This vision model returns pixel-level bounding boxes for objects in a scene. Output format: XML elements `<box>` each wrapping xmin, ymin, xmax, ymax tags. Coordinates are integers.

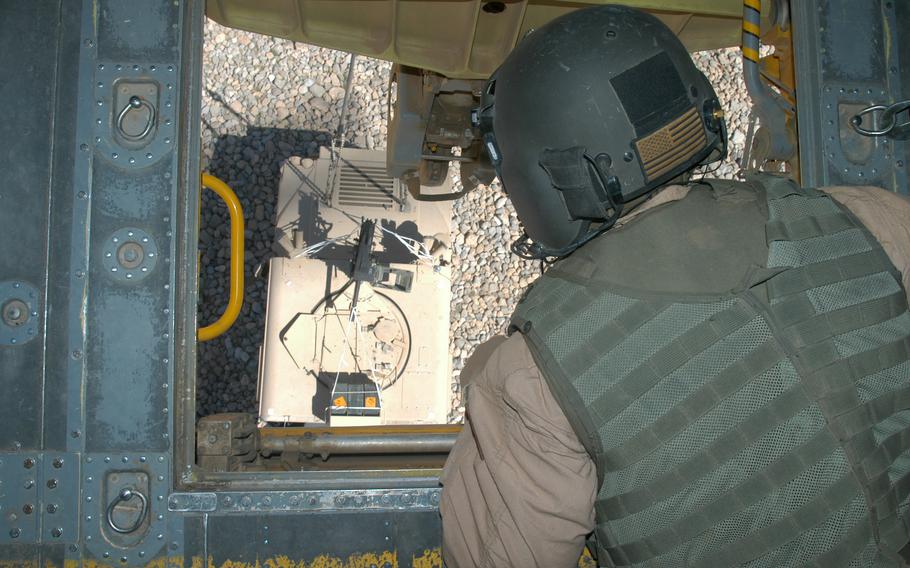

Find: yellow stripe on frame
<box><xmin>742</xmin><ymin>20</ymin><xmax>760</xmax><ymax>36</ymax></box>
<box><xmin>744</xmin><ymin>0</ymin><xmax>762</xmax><ymax>11</ymax></box>
<box><xmin>742</xmin><ymin>46</ymin><xmax>760</xmax><ymax>62</ymax></box>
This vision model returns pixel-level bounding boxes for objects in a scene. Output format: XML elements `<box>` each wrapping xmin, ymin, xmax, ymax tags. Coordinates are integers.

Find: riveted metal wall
<box><xmin>793</xmin><ymin>0</ymin><xmax>908</xmax><ymax>192</ymax></box>
<box><xmin>0</xmin><ymin>1</ymin><xmax>450</xmax><ymax>565</ymax></box>
<box><xmin>0</xmin><ymin>0</ymin><xmax>200</xmax><ymax>562</ymax></box>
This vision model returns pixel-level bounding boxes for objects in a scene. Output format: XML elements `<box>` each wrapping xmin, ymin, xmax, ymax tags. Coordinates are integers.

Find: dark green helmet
<box><xmin>477</xmin><ymin>4</ymin><xmax>727</xmax><ymax>258</ymax></box>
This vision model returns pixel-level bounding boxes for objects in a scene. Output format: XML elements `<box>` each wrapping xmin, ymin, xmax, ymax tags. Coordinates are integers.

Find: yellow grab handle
<box><xmin>198</xmin><ymin>173</ymin><xmax>244</xmax><ymax>342</ymax></box>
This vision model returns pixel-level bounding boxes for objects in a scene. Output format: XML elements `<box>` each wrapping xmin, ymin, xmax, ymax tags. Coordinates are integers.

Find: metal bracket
<box><xmin>101</xmin><ymin>227</ymin><xmax>159</xmax><ymax>283</ymax></box>
<box><xmin>93</xmin><ymin>62</ymin><xmax>177</xmax><ymax>170</ymax></box>
<box><xmin>82</xmin><ymin>453</ymin><xmax>169</xmax><ymax>564</ymax></box>
<box><xmin>0</xmin><ymin>453</ymin><xmax>40</xmax><ymax>543</ymax></box>
<box><xmin>0</xmin><ymin>280</ymin><xmax>40</xmax><ymax>346</ymax></box>
<box><xmin>0</xmin><ymin>452</ymin><xmax>80</xmax><ymax>544</ymax></box>
<box><xmin>168</xmin><ymin>487</ymin><xmax>441</xmax><ymax>513</ymax></box>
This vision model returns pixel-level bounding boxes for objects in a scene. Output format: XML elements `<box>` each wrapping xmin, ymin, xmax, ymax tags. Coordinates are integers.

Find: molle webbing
<box><xmin>510</xmin><ymin>176</ymin><xmax>910</xmax><ymax>567</ymax></box>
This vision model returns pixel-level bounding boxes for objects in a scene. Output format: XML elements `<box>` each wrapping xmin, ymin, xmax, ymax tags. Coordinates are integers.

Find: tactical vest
<box><xmin>511</xmin><ymin>176</ymin><xmax>910</xmax><ymax>567</ymax></box>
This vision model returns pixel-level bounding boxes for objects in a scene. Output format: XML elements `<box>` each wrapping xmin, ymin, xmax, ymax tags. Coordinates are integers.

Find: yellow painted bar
<box><xmin>743</xmin><ymin>0</ymin><xmax>762</xmax><ymax>11</ymax></box>
<box><xmin>742</xmin><ymin>20</ymin><xmax>760</xmax><ymax>36</ymax></box>
<box><xmin>742</xmin><ymin>46</ymin><xmax>760</xmax><ymax>62</ymax></box>
<box><xmin>198</xmin><ymin>173</ymin><xmax>245</xmax><ymax>342</ymax></box>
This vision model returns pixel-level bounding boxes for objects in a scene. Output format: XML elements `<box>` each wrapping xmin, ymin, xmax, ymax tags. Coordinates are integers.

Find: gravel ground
<box><xmin>196</xmin><ymin>18</ymin><xmax>754</xmax><ymax>422</ymax></box>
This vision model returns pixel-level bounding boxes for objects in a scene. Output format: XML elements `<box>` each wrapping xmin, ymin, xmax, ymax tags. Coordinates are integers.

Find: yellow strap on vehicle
<box><xmin>198</xmin><ymin>173</ymin><xmax>244</xmax><ymax>342</ymax></box>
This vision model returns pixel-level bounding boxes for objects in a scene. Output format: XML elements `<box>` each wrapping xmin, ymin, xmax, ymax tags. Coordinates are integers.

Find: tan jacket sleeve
<box><xmin>821</xmin><ymin>185</ymin><xmax>910</xmax><ymax>295</ymax></box>
<box><xmin>440</xmin><ymin>333</ymin><xmax>597</xmax><ymax>568</ymax></box>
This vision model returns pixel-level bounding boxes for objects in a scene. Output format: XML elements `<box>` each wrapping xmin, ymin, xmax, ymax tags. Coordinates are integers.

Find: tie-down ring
<box><xmin>116</xmin><ymin>96</ymin><xmax>157</xmax><ymax>141</ymax></box>
<box><xmin>105</xmin><ymin>487</ymin><xmax>149</xmax><ymax>534</ymax></box>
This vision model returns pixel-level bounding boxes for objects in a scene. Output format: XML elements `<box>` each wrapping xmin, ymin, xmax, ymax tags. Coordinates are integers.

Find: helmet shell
<box><xmin>479</xmin><ymin>5</ymin><xmax>726</xmax><ymax>252</ymax></box>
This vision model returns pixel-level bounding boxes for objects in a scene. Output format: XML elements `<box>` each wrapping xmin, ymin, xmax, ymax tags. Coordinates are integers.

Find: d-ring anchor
<box><xmin>850</xmin><ymin>100</ymin><xmax>910</xmax><ymax>139</ymax></box>
<box><xmin>116</xmin><ymin>96</ymin><xmax>156</xmax><ymax>141</ymax></box>
<box><xmin>105</xmin><ymin>487</ymin><xmax>149</xmax><ymax>534</ymax></box>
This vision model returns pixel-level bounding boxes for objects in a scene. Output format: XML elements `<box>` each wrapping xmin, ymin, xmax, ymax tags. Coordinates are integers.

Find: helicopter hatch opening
<box><xmin>195</xmin><ymin>147</ymin><xmax>457</xmax><ymax>474</ymax></box>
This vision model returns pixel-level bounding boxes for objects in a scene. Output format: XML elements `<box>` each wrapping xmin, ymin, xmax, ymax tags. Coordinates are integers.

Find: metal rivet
<box><xmin>22</xmin><ymin>504</ymin><xmax>33</xmax><ymax>515</ymax></box>
<box><xmin>23</xmin><ymin>458</ymin><xmax>35</xmax><ymax>469</ymax></box>
<box><xmin>47</xmin><ymin>504</ymin><xmax>58</xmax><ymax>514</ymax></box>
<box><xmin>47</xmin><ymin>479</ymin><xmax>58</xmax><ymax>489</ymax></box>
<box><xmin>9</xmin><ymin>528</ymin><xmax>20</xmax><ymax>538</ymax></box>
<box><xmin>51</xmin><ymin>527</ymin><xmax>63</xmax><ymax>538</ymax></box>
<box><xmin>111</xmin><ymin>152</ymin><xmax>118</xmax><ymax>159</ymax></box>
<box><xmin>78</xmin><ymin>191</ymin><xmax>87</xmax><ymax>199</ymax></box>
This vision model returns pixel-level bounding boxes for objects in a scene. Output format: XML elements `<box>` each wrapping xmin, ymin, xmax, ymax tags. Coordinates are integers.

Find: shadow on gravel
<box><xmin>196</xmin><ymin>126</ymin><xmax>360</xmax><ymax>418</ymax></box>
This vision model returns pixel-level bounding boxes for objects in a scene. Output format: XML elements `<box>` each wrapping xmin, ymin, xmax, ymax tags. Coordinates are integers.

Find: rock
<box><xmin>308</xmin><ymin>83</ymin><xmax>326</xmax><ymax>97</ymax></box>
<box><xmin>309</xmin><ymin>97</ymin><xmax>330</xmax><ymax>112</ymax></box>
